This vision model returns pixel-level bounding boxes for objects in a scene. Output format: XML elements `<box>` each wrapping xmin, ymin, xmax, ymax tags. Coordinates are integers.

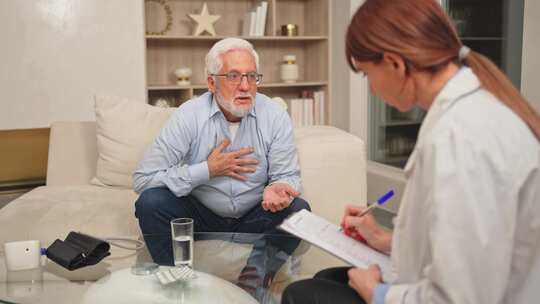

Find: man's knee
<box><xmin>135</xmin><ymin>187</ymin><xmax>175</xmax><ymax>218</ymax></box>
<box><xmin>289</xmin><ymin>197</ymin><xmax>311</xmax><ymax>213</ymax></box>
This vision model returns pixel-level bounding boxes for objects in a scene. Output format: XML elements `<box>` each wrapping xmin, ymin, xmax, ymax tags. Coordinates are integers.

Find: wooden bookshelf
<box><xmin>144</xmin><ymin>0</ymin><xmax>331</xmax><ymax>123</ymax></box>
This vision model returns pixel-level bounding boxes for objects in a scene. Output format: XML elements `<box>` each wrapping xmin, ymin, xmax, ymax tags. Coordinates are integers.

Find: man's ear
<box><xmin>207</xmin><ymin>75</ymin><xmax>216</xmax><ymax>93</ymax></box>
<box><xmin>382</xmin><ymin>52</ymin><xmax>407</xmax><ymax>77</ymax></box>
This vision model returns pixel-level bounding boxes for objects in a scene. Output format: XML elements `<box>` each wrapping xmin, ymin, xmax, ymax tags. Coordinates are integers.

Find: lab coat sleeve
<box><xmin>385</xmin><ymin>127</ymin><xmax>516</xmax><ymax>303</ymax></box>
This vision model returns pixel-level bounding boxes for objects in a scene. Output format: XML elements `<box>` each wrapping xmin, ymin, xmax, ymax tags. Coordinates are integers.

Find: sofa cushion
<box><xmin>293</xmin><ymin>126</ymin><xmax>367</xmax><ymax>223</ymax></box>
<box><xmin>0</xmin><ymin>185</ymin><xmax>140</xmax><ymax>245</ymax></box>
<box><xmin>92</xmin><ymin>96</ymin><xmax>176</xmax><ymax>188</ymax></box>
<box><xmin>47</xmin><ymin>122</ymin><xmax>98</xmax><ymax>186</ymax></box>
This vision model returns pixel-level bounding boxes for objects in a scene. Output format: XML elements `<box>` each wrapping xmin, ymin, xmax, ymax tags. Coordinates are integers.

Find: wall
<box><xmin>0</xmin><ymin>0</ymin><xmax>146</xmax><ymax>130</ymax></box>
<box><xmin>522</xmin><ymin>0</ymin><xmax>540</xmax><ymax>112</ymax></box>
<box><xmin>366</xmin><ymin>161</ymin><xmax>406</xmax><ymax>213</ymax></box>
<box><xmin>348</xmin><ymin>0</ymin><xmax>369</xmax><ymax>143</ymax></box>
<box><xmin>330</xmin><ymin>0</ymin><xmax>351</xmax><ymax>131</ymax></box>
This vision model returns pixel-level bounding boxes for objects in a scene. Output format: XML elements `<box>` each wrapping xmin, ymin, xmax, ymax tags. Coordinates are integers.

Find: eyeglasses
<box><xmin>212</xmin><ymin>72</ymin><xmax>263</xmax><ymax>85</ymax></box>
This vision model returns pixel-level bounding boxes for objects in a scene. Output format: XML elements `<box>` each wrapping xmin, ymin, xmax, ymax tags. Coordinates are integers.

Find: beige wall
<box><xmin>0</xmin><ymin>0</ymin><xmax>146</xmax><ymax>130</ymax></box>
<box><xmin>522</xmin><ymin>0</ymin><xmax>540</xmax><ymax>113</ymax></box>
<box><xmin>348</xmin><ymin>0</ymin><xmax>369</xmax><ymax>143</ymax></box>
<box><xmin>330</xmin><ymin>0</ymin><xmax>352</xmax><ymax>131</ymax></box>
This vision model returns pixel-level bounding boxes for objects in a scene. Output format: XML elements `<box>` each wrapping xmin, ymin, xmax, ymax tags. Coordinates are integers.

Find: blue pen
<box><xmin>357</xmin><ymin>190</ymin><xmax>395</xmax><ymax>217</ymax></box>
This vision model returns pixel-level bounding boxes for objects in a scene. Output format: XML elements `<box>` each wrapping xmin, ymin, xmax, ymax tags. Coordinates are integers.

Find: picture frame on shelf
<box><xmin>145</xmin><ymin>0</ymin><xmax>172</xmax><ymax>36</ymax></box>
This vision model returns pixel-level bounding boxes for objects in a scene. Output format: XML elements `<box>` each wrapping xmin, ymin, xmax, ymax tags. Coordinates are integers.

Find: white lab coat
<box><xmin>385</xmin><ymin>67</ymin><xmax>540</xmax><ymax>304</ymax></box>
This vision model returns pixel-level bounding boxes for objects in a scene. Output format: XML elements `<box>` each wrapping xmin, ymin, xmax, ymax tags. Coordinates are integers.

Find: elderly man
<box><xmin>133</xmin><ymin>38</ymin><xmax>310</xmax><ymax>294</ymax></box>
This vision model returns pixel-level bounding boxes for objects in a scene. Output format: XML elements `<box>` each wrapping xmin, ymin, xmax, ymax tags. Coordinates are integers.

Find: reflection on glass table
<box><xmin>0</xmin><ymin>232</ymin><xmax>349</xmax><ymax>304</ymax></box>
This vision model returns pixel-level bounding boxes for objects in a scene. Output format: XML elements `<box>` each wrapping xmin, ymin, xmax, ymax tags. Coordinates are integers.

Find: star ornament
<box><xmin>188</xmin><ymin>3</ymin><xmax>221</xmax><ymax>36</ymax></box>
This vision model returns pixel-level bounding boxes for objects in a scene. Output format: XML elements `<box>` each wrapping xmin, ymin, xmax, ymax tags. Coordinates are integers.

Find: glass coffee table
<box><xmin>0</xmin><ymin>232</ymin><xmax>347</xmax><ymax>304</ymax></box>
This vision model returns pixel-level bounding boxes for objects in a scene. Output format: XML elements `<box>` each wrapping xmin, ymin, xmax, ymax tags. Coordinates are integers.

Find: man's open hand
<box><xmin>262</xmin><ymin>183</ymin><xmax>300</xmax><ymax>213</ymax></box>
<box><xmin>208</xmin><ymin>139</ymin><xmax>259</xmax><ymax>181</ymax></box>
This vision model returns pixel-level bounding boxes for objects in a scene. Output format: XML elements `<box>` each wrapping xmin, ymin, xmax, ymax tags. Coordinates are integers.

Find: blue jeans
<box><xmin>134</xmin><ymin>187</ymin><xmax>311</xmax><ymax>266</ymax></box>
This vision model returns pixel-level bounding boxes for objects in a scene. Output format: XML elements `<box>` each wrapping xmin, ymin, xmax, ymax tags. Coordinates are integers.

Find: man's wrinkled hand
<box><xmin>207</xmin><ymin>139</ymin><xmax>259</xmax><ymax>181</ymax></box>
<box><xmin>262</xmin><ymin>183</ymin><xmax>300</xmax><ymax>213</ymax></box>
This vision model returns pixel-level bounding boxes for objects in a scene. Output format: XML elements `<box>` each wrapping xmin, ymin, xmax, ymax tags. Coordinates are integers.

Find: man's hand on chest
<box><xmin>207</xmin><ymin>138</ymin><xmax>259</xmax><ymax>181</ymax></box>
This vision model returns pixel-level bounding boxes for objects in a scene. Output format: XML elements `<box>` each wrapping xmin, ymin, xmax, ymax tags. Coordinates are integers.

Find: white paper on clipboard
<box><xmin>280</xmin><ymin>209</ymin><xmax>395</xmax><ymax>282</ymax></box>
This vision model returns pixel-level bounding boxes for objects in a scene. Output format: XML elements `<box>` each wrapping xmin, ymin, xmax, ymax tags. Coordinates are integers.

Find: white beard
<box><xmin>216</xmin><ymin>91</ymin><xmax>254</xmax><ymax>118</ymax></box>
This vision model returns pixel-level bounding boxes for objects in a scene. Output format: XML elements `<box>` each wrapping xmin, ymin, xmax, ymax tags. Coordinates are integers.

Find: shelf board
<box><xmin>146</xmin><ymin>35</ymin><xmax>328</xmax><ymax>41</ymax></box>
<box><xmin>148</xmin><ymin>84</ymin><xmax>206</xmax><ymax>90</ymax></box>
<box><xmin>460</xmin><ymin>37</ymin><xmax>504</xmax><ymax>41</ymax></box>
<box><xmin>147</xmin><ymin>81</ymin><xmax>328</xmax><ymax>91</ymax></box>
<box><xmin>381</xmin><ymin>120</ymin><xmax>423</xmax><ymax>127</ymax></box>
<box><xmin>259</xmin><ymin>81</ymin><xmax>328</xmax><ymax>88</ymax></box>
<box><xmin>377</xmin><ymin>155</ymin><xmax>410</xmax><ymax>163</ymax></box>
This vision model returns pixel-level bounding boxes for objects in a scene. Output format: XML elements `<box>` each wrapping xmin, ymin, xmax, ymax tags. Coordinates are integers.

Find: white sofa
<box><xmin>0</xmin><ymin>99</ymin><xmax>367</xmax><ymax>251</ymax></box>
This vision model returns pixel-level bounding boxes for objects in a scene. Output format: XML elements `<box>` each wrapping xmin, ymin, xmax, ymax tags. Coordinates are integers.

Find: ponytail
<box><xmin>464</xmin><ymin>51</ymin><xmax>540</xmax><ymax>141</ymax></box>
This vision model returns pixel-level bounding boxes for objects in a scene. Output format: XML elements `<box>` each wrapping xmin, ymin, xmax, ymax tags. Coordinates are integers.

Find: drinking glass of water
<box><xmin>170</xmin><ymin>218</ymin><xmax>194</xmax><ymax>267</ymax></box>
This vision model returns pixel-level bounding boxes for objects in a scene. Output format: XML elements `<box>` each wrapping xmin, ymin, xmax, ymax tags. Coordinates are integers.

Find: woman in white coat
<box><xmin>282</xmin><ymin>0</ymin><xmax>540</xmax><ymax>303</ymax></box>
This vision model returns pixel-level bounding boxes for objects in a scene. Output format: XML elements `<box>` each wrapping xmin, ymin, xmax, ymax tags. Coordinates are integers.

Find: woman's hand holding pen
<box><xmin>340</xmin><ymin>205</ymin><xmax>393</xmax><ymax>254</ymax></box>
<box><xmin>342</xmin><ymin>205</ymin><xmax>393</xmax><ymax>303</ymax></box>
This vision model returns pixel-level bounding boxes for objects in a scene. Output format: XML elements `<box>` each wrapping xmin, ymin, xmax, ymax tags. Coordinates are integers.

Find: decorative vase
<box><xmin>174</xmin><ymin>67</ymin><xmax>192</xmax><ymax>86</ymax></box>
<box><xmin>280</xmin><ymin>55</ymin><xmax>299</xmax><ymax>83</ymax></box>
<box><xmin>154</xmin><ymin>98</ymin><xmax>171</xmax><ymax>108</ymax></box>
<box><xmin>281</xmin><ymin>24</ymin><xmax>298</xmax><ymax>36</ymax></box>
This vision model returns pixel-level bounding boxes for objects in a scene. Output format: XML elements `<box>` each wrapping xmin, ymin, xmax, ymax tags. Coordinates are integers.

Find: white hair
<box><xmin>205</xmin><ymin>38</ymin><xmax>260</xmax><ymax>75</ymax></box>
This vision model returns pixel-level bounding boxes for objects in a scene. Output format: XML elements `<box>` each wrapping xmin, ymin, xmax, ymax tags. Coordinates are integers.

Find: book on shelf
<box><xmin>303</xmin><ymin>98</ymin><xmax>313</xmax><ymax>126</ymax></box>
<box><xmin>316</xmin><ymin>91</ymin><xmax>325</xmax><ymax>125</ymax></box>
<box><xmin>242</xmin><ymin>12</ymin><xmax>251</xmax><ymax>36</ymax></box>
<box><xmin>288</xmin><ymin>90</ymin><xmax>325</xmax><ymax>127</ymax></box>
<box><xmin>279</xmin><ymin>209</ymin><xmax>395</xmax><ymax>283</ymax></box>
<box><xmin>243</xmin><ymin>1</ymin><xmax>268</xmax><ymax>36</ymax></box>
<box><xmin>249</xmin><ymin>10</ymin><xmax>257</xmax><ymax>36</ymax></box>
<box><xmin>258</xmin><ymin>1</ymin><xmax>268</xmax><ymax>36</ymax></box>
<box><xmin>255</xmin><ymin>5</ymin><xmax>263</xmax><ymax>36</ymax></box>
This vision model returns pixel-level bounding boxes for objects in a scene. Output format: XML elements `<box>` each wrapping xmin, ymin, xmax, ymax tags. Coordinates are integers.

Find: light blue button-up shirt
<box><xmin>133</xmin><ymin>92</ymin><xmax>302</xmax><ymax>218</ymax></box>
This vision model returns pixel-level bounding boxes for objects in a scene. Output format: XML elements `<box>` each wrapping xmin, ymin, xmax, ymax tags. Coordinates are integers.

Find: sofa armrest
<box><xmin>294</xmin><ymin>126</ymin><xmax>367</xmax><ymax>224</ymax></box>
<box><xmin>46</xmin><ymin>122</ymin><xmax>98</xmax><ymax>186</ymax></box>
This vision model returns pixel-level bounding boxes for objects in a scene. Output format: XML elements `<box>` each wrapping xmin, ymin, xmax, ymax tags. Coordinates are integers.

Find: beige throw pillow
<box><xmin>92</xmin><ymin>96</ymin><xmax>176</xmax><ymax>188</ymax></box>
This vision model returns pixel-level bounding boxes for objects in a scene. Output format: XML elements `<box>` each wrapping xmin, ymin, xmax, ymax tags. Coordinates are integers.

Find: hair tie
<box><xmin>458</xmin><ymin>45</ymin><xmax>471</xmax><ymax>62</ymax></box>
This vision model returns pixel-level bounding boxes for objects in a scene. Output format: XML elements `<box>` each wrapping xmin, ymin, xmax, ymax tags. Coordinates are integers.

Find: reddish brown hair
<box><xmin>346</xmin><ymin>0</ymin><xmax>540</xmax><ymax>141</ymax></box>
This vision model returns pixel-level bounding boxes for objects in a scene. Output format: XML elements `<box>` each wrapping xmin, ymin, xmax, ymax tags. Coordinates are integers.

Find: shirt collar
<box><xmin>404</xmin><ymin>67</ymin><xmax>481</xmax><ymax>176</ymax></box>
<box><xmin>209</xmin><ymin>93</ymin><xmax>257</xmax><ymax>119</ymax></box>
<box><xmin>209</xmin><ymin>94</ymin><xmax>221</xmax><ymax>118</ymax></box>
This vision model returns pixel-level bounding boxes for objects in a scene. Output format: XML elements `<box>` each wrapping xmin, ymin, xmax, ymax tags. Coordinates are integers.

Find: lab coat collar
<box><xmin>403</xmin><ymin>67</ymin><xmax>482</xmax><ymax>177</ymax></box>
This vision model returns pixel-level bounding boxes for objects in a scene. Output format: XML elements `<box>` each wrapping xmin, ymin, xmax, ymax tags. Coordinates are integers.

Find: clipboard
<box><xmin>279</xmin><ymin>209</ymin><xmax>395</xmax><ymax>282</ymax></box>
